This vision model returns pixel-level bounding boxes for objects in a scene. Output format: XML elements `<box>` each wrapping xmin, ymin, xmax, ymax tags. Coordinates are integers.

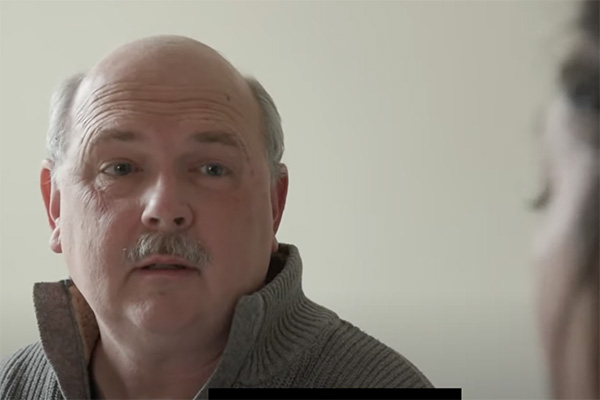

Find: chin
<box><xmin>127</xmin><ymin>294</ymin><xmax>205</xmax><ymax>335</ymax></box>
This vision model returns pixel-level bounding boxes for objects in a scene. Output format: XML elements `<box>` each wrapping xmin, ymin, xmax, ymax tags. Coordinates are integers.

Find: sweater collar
<box><xmin>33</xmin><ymin>243</ymin><xmax>337</xmax><ymax>399</ymax></box>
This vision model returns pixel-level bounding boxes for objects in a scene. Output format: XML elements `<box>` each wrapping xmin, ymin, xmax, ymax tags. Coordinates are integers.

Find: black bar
<box><xmin>208</xmin><ymin>388</ymin><xmax>462</xmax><ymax>400</ymax></box>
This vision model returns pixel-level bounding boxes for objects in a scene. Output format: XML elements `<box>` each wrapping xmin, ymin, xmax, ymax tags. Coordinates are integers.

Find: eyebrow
<box><xmin>87</xmin><ymin>129</ymin><xmax>141</xmax><ymax>148</ymax></box>
<box><xmin>189</xmin><ymin>131</ymin><xmax>250</xmax><ymax>160</ymax></box>
<box><xmin>190</xmin><ymin>130</ymin><xmax>242</xmax><ymax>148</ymax></box>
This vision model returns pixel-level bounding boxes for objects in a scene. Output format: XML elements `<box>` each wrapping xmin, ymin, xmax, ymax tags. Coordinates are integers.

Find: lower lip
<box><xmin>135</xmin><ymin>268</ymin><xmax>198</xmax><ymax>278</ymax></box>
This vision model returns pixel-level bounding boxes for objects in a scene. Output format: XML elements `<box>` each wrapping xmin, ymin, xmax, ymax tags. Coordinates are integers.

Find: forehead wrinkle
<box><xmin>74</xmin><ymin>83</ymin><xmax>249</xmax><ymax>132</ymax></box>
<box><xmin>75</xmin><ymin>107</ymin><xmax>251</xmax><ymax>148</ymax></box>
<box><xmin>69</xmin><ymin>67</ymin><xmax>262</xmax><ymax>171</ymax></box>
<box><xmin>72</xmin><ymin>82</ymin><xmax>251</xmax><ymax>142</ymax></box>
<box><xmin>83</xmin><ymin>81</ymin><xmax>247</xmax><ymax>110</ymax></box>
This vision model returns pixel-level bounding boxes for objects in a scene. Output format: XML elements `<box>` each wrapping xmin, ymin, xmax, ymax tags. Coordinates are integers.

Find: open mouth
<box><xmin>142</xmin><ymin>263</ymin><xmax>189</xmax><ymax>270</ymax></box>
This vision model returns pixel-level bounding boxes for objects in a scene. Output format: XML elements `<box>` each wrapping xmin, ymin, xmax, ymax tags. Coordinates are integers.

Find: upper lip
<box><xmin>136</xmin><ymin>255</ymin><xmax>197</xmax><ymax>270</ymax></box>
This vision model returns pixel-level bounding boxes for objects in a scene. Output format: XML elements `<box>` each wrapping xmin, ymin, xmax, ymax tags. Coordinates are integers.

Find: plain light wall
<box><xmin>0</xmin><ymin>1</ymin><xmax>577</xmax><ymax>398</ymax></box>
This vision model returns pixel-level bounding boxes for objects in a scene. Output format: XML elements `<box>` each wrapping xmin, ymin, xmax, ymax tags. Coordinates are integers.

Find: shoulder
<box><xmin>312</xmin><ymin>320</ymin><xmax>433</xmax><ymax>388</ymax></box>
<box><xmin>1</xmin><ymin>342</ymin><xmax>61</xmax><ymax>399</ymax></box>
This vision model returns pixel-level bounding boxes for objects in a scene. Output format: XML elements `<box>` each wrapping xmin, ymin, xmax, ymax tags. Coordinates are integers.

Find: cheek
<box><xmin>67</xmin><ymin>185</ymin><xmax>115</xmax><ymax>241</ymax></box>
<box><xmin>235</xmin><ymin>185</ymin><xmax>272</xmax><ymax>233</ymax></box>
<box><xmin>203</xmin><ymin>189</ymin><xmax>271</xmax><ymax>247</ymax></box>
<box><xmin>200</xmin><ymin>184</ymin><xmax>273</xmax><ymax>278</ymax></box>
<box><xmin>61</xmin><ymin>185</ymin><xmax>136</xmax><ymax>284</ymax></box>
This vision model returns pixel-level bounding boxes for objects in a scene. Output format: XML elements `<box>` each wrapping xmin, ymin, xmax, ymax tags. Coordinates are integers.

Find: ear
<box><xmin>40</xmin><ymin>160</ymin><xmax>62</xmax><ymax>254</ymax></box>
<box><xmin>270</xmin><ymin>164</ymin><xmax>289</xmax><ymax>252</ymax></box>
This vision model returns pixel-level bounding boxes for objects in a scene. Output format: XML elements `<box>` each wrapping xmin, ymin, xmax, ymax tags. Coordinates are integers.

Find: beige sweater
<box><xmin>0</xmin><ymin>244</ymin><xmax>432</xmax><ymax>399</ymax></box>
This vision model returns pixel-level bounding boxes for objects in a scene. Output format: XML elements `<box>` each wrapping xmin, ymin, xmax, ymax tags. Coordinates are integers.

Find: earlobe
<box><xmin>271</xmin><ymin>164</ymin><xmax>289</xmax><ymax>236</ymax></box>
<box><xmin>49</xmin><ymin>218</ymin><xmax>62</xmax><ymax>254</ymax></box>
<box><xmin>41</xmin><ymin>160</ymin><xmax>63</xmax><ymax>254</ymax></box>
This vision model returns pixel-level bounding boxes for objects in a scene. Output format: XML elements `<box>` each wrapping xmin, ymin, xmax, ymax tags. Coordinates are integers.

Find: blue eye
<box><xmin>200</xmin><ymin>163</ymin><xmax>228</xmax><ymax>177</ymax></box>
<box><xmin>102</xmin><ymin>162</ymin><xmax>135</xmax><ymax>176</ymax></box>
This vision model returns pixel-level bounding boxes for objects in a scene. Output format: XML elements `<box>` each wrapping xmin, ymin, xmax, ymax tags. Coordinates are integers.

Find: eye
<box><xmin>567</xmin><ymin>81</ymin><xmax>600</xmax><ymax>113</ymax></box>
<box><xmin>101</xmin><ymin>162</ymin><xmax>137</xmax><ymax>177</ymax></box>
<box><xmin>199</xmin><ymin>163</ymin><xmax>229</xmax><ymax>177</ymax></box>
<box><xmin>560</xmin><ymin>55</ymin><xmax>599</xmax><ymax>114</ymax></box>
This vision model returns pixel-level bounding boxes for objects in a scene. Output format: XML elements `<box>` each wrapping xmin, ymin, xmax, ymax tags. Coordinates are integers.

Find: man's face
<box><xmin>41</xmin><ymin>43</ymin><xmax>287</xmax><ymax>335</ymax></box>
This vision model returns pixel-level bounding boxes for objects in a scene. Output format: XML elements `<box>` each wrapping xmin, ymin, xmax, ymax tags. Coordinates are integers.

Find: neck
<box><xmin>91</xmin><ymin>321</ymin><xmax>227</xmax><ymax>399</ymax></box>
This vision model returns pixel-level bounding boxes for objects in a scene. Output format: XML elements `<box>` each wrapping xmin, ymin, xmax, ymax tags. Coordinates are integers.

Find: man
<box><xmin>533</xmin><ymin>1</ymin><xmax>599</xmax><ymax>398</ymax></box>
<box><xmin>0</xmin><ymin>36</ymin><xmax>432</xmax><ymax>399</ymax></box>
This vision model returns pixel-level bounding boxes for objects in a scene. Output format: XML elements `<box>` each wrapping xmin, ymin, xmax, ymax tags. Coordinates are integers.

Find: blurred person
<box><xmin>534</xmin><ymin>0</ymin><xmax>599</xmax><ymax>398</ymax></box>
<box><xmin>0</xmin><ymin>36</ymin><xmax>432</xmax><ymax>399</ymax></box>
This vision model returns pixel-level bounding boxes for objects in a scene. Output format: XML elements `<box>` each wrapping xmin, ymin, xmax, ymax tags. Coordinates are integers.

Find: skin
<box><xmin>534</xmin><ymin>34</ymin><xmax>599</xmax><ymax>399</ymax></box>
<box><xmin>40</xmin><ymin>36</ymin><xmax>289</xmax><ymax>399</ymax></box>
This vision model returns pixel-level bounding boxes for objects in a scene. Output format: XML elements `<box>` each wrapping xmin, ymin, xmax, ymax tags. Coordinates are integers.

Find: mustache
<box><xmin>123</xmin><ymin>232</ymin><xmax>211</xmax><ymax>268</ymax></box>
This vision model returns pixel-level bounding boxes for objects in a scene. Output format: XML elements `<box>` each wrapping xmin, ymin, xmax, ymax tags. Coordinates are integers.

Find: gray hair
<box><xmin>46</xmin><ymin>73</ymin><xmax>85</xmax><ymax>181</ymax></box>
<box><xmin>46</xmin><ymin>74</ymin><xmax>285</xmax><ymax>182</ymax></box>
<box><xmin>245</xmin><ymin>77</ymin><xmax>286</xmax><ymax>180</ymax></box>
<box><xmin>124</xmin><ymin>232</ymin><xmax>211</xmax><ymax>268</ymax></box>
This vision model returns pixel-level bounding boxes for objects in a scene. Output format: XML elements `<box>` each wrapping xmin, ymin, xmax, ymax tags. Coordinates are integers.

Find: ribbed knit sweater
<box><xmin>0</xmin><ymin>244</ymin><xmax>432</xmax><ymax>399</ymax></box>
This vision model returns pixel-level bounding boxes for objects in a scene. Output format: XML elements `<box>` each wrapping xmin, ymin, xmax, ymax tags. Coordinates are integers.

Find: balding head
<box><xmin>47</xmin><ymin>35</ymin><xmax>284</xmax><ymax>182</ymax></box>
<box><xmin>87</xmin><ymin>36</ymin><xmax>246</xmax><ymax>93</ymax></box>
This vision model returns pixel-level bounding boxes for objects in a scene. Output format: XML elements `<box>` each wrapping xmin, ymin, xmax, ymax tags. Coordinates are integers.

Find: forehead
<box><xmin>76</xmin><ymin>81</ymin><xmax>254</xmax><ymax>124</ymax></box>
<box><xmin>69</xmin><ymin>49</ymin><xmax>261</xmax><ymax>149</ymax></box>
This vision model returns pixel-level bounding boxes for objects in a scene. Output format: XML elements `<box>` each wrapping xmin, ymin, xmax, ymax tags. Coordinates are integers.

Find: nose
<box><xmin>141</xmin><ymin>176</ymin><xmax>193</xmax><ymax>232</ymax></box>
